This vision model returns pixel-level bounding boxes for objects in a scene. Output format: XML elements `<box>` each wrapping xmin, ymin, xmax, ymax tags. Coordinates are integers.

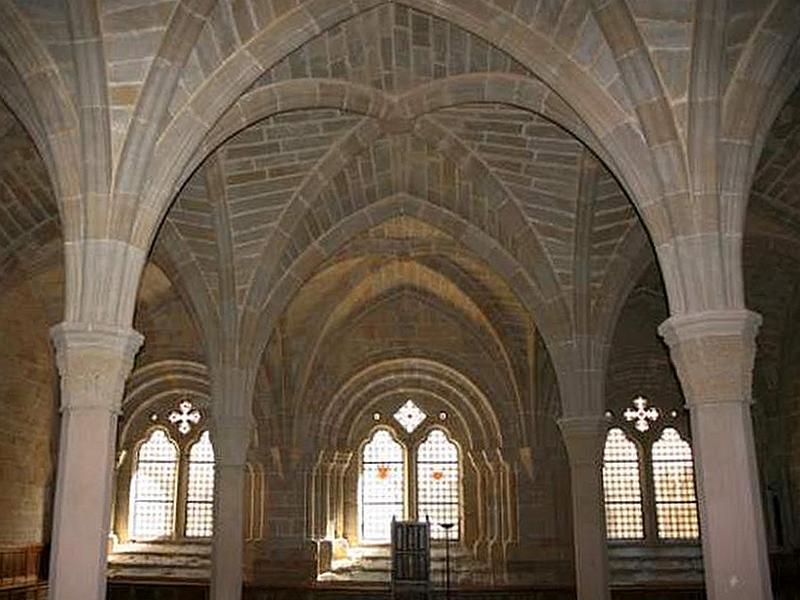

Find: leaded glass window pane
<box><xmin>603</xmin><ymin>428</ymin><xmax>644</xmax><ymax>540</ymax></box>
<box><xmin>131</xmin><ymin>429</ymin><xmax>178</xmax><ymax>539</ymax></box>
<box><xmin>416</xmin><ymin>429</ymin><xmax>460</xmax><ymax>540</ymax></box>
<box><xmin>360</xmin><ymin>429</ymin><xmax>405</xmax><ymax>542</ymax></box>
<box><xmin>652</xmin><ymin>428</ymin><xmax>699</xmax><ymax>539</ymax></box>
<box><xmin>185</xmin><ymin>431</ymin><xmax>215</xmax><ymax>537</ymax></box>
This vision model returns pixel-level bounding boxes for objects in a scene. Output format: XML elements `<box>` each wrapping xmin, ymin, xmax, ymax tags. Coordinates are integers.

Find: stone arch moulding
<box><xmin>315</xmin><ymin>357</ymin><xmax>504</xmax><ymax>453</ymax></box>
<box><xmin>119</xmin><ymin>359</ymin><xmax>211</xmax><ymax>448</ymax></box>
<box><xmin>244</xmin><ymin>193</ymin><xmax>570</xmax><ymax>371</ymax></box>
<box><xmin>137</xmin><ymin>0</ymin><xmax>659</xmax><ymax>259</ymax></box>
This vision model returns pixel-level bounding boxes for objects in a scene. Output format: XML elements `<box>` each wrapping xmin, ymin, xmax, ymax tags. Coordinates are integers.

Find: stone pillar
<box><xmin>467</xmin><ymin>451</ymin><xmax>489</xmax><ymax>561</ymax></box>
<box><xmin>48</xmin><ymin>323</ymin><xmax>143</xmax><ymax>600</ymax></box>
<box><xmin>332</xmin><ymin>451</ymin><xmax>351</xmax><ymax>539</ymax></box>
<box><xmin>659</xmin><ymin>310</ymin><xmax>772</xmax><ymax>600</ymax></box>
<box><xmin>210</xmin><ymin>417</ymin><xmax>251</xmax><ymax>600</ymax></box>
<box><xmin>320</xmin><ymin>456</ymin><xmax>335</xmax><ymax>539</ymax></box>
<box><xmin>558</xmin><ymin>416</ymin><xmax>610</xmax><ymax>600</ymax></box>
<box><xmin>250</xmin><ymin>447</ymin><xmax>317</xmax><ymax>584</ymax></box>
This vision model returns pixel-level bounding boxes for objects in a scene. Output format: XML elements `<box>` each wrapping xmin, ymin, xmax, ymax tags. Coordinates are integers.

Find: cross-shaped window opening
<box><xmin>624</xmin><ymin>396</ymin><xmax>659</xmax><ymax>432</ymax></box>
<box><xmin>168</xmin><ymin>400</ymin><xmax>202</xmax><ymax>435</ymax></box>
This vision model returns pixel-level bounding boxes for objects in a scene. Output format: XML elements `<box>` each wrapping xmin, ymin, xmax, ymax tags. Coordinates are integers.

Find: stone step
<box><xmin>323</xmin><ymin>543</ymin><xmax>492</xmax><ymax>585</ymax></box>
<box><xmin>608</xmin><ymin>545</ymin><xmax>704</xmax><ymax>586</ymax></box>
<box><xmin>107</xmin><ymin>542</ymin><xmax>212</xmax><ymax>582</ymax></box>
<box><xmin>110</xmin><ymin>542</ymin><xmax>211</xmax><ymax>556</ymax></box>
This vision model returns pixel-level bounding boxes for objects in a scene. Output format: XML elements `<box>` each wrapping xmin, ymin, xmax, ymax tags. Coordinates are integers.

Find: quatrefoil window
<box><xmin>624</xmin><ymin>396</ymin><xmax>659</xmax><ymax>432</ymax></box>
<box><xmin>168</xmin><ymin>400</ymin><xmax>202</xmax><ymax>435</ymax></box>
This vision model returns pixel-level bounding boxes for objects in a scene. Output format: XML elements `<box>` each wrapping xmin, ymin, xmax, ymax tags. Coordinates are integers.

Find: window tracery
<box><xmin>168</xmin><ymin>400</ymin><xmax>202</xmax><ymax>435</ymax></box>
<box><xmin>126</xmin><ymin>398</ymin><xmax>215</xmax><ymax>541</ymax></box>
<box><xmin>394</xmin><ymin>400</ymin><xmax>426</xmax><ymax>433</ymax></box>
<box><xmin>603</xmin><ymin>397</ymin><xmax>699</xmax><ymax>543</ymax></box>
<box><xmin>358</xmin><ymin>401</ymin><xmax>463</xmax><ymax>543</ymax></box>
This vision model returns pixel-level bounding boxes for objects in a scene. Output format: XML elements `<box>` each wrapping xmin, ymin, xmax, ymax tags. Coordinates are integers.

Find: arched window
<box><xmin>360</xmin><ymin>429</ymin><xmax>406</xmax><ymax>542</ymax></box>
<box><xmin>130</xmin><ymin>429</ymin><xmax>179</xmax><ymax>539</ymax></box>
<box><xmin>417</xmin><ymin>429</ymin><xmax>460</xmax><ymax>540</ymax></box>
<box><xmin>185</xmin><ymin>431</ymin><xmax>215</xmax><ymax>537</ymax></box>
<box><xmin>602</xmin><ymin>428</ymin><xmax>644</xmax><ymax>540</ymax></box>
<box><xmin>357</xmin><ymin>402</ymin><xmax>465</xmax><ymax>544</ymax></box>
<box><xmin>603</xmin><ymin>397</ymin><xmax>700</xmax><ymax>543</ymax></box>
<box><xmin>652</xmin><ymin>428</ymin><xmax>699</xmax><ymax>539</ymax></box>
<box><xmin>122</xmin><ymin>399</ymin><xmax>216</xmax><ymax>541</ymax></box>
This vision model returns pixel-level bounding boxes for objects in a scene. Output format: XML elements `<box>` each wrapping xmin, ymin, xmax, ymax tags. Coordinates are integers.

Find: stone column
<box><xmin>210</xmin><ymin>417</ymin><xmax>251</xmax><ymax>600</ymax></box>
<box><xmin>320</xmin><ymin>456</ymin><xmax>335</xmax><ymax>539</ymax></box>
<box><xmin>558</xmin><ymin>416</ymin><xmax>610</xmax><ymax>600</ymax></box>
<box><xmin>48</xmin><ymin>323</ymin><xmax>143</xmax><ymax>600</ymax></box>
<box><xmin>250</xmin><ymin>447</ymin><xmax>318</xmax><ymax>584</ymax></box>
<box><xmin>332</xmin><ymin>451</ymin><xmax>351</xmax><ymax>539</ymax></box>
<box><xmin>659</xmin><ymin>310</ymin><xmax>772</xmax><ymax>600</ymax></box>
<box><xmin>466</xmin><ymin>452</ymin><xmax>484</xmax><ymax>559</ymax></box>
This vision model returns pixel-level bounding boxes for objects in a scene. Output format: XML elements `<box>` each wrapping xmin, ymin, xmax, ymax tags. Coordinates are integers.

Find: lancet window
<box><xmin>603</xmin><ymin>427</ymin><xmax>644</xmax><ymax>540</ymax></box>
<box><xmin>185</xmin><ymin>431</ymin><xmax>216</xmax><ymax>537</ymax></box>
<box><xmin>130</xmin><ymin>428</ymin><xmax>179</xmax><ymax>539</ymax></box>
<box><xmin>652</xmin><ymin>428</ymin><xmax>699</xmax><ymax>539</ymax></box>
<box><xmin>360</xmin><ymin>429</ymin><xmax>406</xmax><ymax>542</ymax></box>
<box><xmin>417</xmin><ymin>429</ymin><xmax>461</xmax><ymax>540</ymax></box>
<box><xmin>127</xmin><ymin>399</ymin><xmax>215</xmax><ymax>540</ymax></box>
<box><xmin>358</xmin><ymin>401</ymin><xmax>462</xmax><ymax>543</ymax></box>
<box><xmin>603</xmin><ymin>397</ymin><xmax>699</xmax><ymax>542</ymax></box>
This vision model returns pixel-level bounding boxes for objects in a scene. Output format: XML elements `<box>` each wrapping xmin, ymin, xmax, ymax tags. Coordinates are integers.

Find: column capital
<box><xmin>332</xmin><ymin>450</ymin><xmax>353</xmax><ymax>469</ymax></box>
<box><xmin>657</xmin><ymin>309</ymin><xmax>761</xmax><ymax>345</ymax></box>
<box><xmin>50</xmin><ymin>321</ymin><xmax>143</xmax><ymax>414</ymax></box>
<box><xmin>658</xmin><ymin>309</ymin><xmax>761</xmax><ymax>406</ymax></box>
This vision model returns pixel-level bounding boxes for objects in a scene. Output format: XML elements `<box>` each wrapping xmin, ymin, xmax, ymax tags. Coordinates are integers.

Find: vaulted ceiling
<box><xmin>0</xmin><ymin>1</ymin><xmax>798</xmax><ymax>435</ymax></box>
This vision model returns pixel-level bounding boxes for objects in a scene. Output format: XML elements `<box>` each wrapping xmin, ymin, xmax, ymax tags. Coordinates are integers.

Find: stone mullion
<box><xmin>175</xmin><ymin>448</ymin><xmax>190</xmax><ymax>539</ymax></box>
<box><xmin>408</xmin><ymin>445</ymin><xmax>418</xmax><ymax>521</ymax></box>
<box><xmin>48</xmin><ymin>324</ymin><xmax>143</xmax><ymax>600</ymax></box>
<box><xmin>640</xmin><ymin>439</ymin><xmax>659</xmax><ymax>543</ymax></box>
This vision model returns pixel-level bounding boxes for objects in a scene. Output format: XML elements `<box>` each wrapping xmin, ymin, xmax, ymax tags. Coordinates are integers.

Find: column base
<box><xmin>246</xmin><ymin>539</ymin><xmax>319</xmax><ymax>584</ymax></box>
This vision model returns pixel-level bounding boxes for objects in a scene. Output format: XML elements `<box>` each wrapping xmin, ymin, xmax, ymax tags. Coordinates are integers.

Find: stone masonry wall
<box><xmin>0</xmin><ymin>278</ymin><xmax>57</xmax><ymax>545</ymax></box>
